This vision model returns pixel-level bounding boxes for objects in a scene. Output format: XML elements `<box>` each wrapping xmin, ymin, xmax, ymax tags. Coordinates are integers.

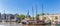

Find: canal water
<box><xmin>0</xmin><ymin>22</ymin><xmax>60</xmax><ymax>26</ymax></box>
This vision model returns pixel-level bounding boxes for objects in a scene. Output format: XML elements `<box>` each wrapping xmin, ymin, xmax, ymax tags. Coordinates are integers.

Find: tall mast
<box><xmin>32</xmin><ymin>6</ymin><xmax>34</xmax><ymax>17</ymax></box>
<box><xmin>36</xmin><ymin>4</ymin><xmax>37</xmax><ymax>16</ymax></box>
<box><xmin>42</xmin><ymin>3</ymin><xmax>44</xmax><ymax>15</ymax></box>
<box><xmin>27</xmin><ymin>10</ymin><xmax>29</xmax><ymax>15</ymax></box>
<box><xmin>41</xmin><ymin>3</ymin><xmax>44</xmax><ymax>20</ymax></box>
<box><xmin>35</xmin><ymin>4</ymin><xmax>38</xmax><ymax>20</ymax></box>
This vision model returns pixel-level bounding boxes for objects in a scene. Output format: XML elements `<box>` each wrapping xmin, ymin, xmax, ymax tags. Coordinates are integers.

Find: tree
<box><xmin>18</xmin><ymin>14</ymin><xmax>25</xmax><ymax>20</ymax></box>
<box><xmin>39</xmin><ymin>13</ymin><xmax>45</xmax><ymax>16</ymax></box>
<box><xmin>26</xmin><ymin>15</ymin><xmax>31</xmax><ymax>19</ymax></box>
<box><xmin>36</xmin><ymin>14</ymin><xmax>40</xmax><ymax>20</ymax></box>
<box><xmin>54</xmin><ymin>16</ymin><xmax>58</xmax><ymax>20</ymax></box>
<box><xmin>42</xmin><ymin>13</ymin><xmax>45</xmax><ymax>15</ymax></box>
<box><xmin>43</xmin><ymin>17</ymin><xmax>46</xmax><ymax>20</ymax></box>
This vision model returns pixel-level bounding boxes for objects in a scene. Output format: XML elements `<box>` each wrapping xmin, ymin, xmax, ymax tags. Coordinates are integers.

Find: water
<box><xmin>0</xmin><ymin>22</ymin><xmax>60</xmax><ymax>26</ymax></box>
<box><xmin>0</xmin><ymin>22</ymin><xmax>22</xmax><ymax>26</ymax></box>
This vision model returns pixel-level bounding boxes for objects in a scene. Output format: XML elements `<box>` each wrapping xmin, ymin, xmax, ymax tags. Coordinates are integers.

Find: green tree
<box><xmin>36</xmin><ymin>14</ymin><xmax>40</xmax><ymax>20</ymax></box>
<box><xmin>18</xmin><ymin>14</ymin><xmax>25</xmax><ymax>20</ymax></box>
<box><xmin>54</xmin><ymin>16</ymin><xmax>58</xmax><ymax>20</ymax></box>
<box><xmin>39</xmin><ymin>13</ymin><xmax>45</xmax><ymax>16</ymax></box>
<box><xmin>43</xmin><ymin>17</ymin><xmax>46</xmax><ymax>20</ymax></box>
<box><xmin>42</xmin><ymin>13</ymin><xmax>45</xmax><ymax>15</ymax></box>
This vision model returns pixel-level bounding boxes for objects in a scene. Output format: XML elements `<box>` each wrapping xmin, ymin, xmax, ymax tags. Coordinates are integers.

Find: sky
<box><xmin>0</xmin><ymin>0</ymin><xmax>60</xmax><ymax>16</ymax></box>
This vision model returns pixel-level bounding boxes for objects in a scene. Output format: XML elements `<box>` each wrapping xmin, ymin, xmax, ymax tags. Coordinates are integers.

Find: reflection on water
<box><xmin>22</xmin><ymin>24</ymin><xmax>60</xmax><ymax>26</ymax></box>
<box><xmin>0</xmin><ymin>22</ymin><xmax>60</xmax><ymax>26</ymax></box>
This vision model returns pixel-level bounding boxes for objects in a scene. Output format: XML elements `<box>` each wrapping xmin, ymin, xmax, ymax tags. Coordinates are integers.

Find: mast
<box><xmin>36</xmin><ymin>4</ymin><xmax>38</xmax><ymax>20</ymax></box>
<box><xmin>42</xmin><ymin>3</ymin><xmax>44</xmax><ymax>20</ymax></box>
<box><xmin>32</xmin><ymin>6</ymin><xmax>34</xmax><ymax>17</ymax></box>
<box><xmin>36</xmin><ymin>4</ymin><xmax>37</xmax><ymax>16</ymax></box>
<box><xmin>42</xmin><ymin>3</ymin><xmax>44</xmax><ymax>15</ymax></box>
<box><xmin>27</xmin><ymin>10</ymin><xmax>29</xmax><ymax>16</ymax></box>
